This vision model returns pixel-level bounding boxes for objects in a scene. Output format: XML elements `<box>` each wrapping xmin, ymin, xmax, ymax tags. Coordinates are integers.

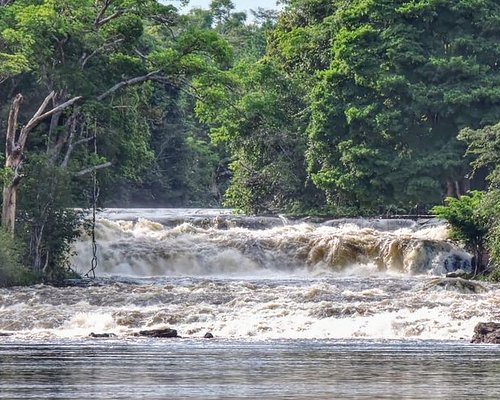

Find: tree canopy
<box><xmin>300</xmin><ymin>0</ymin><xmax>500</xmax><ymax>211</ymax></box>
<box><xmin>0</xmin><ymin>0</ymin><xmax>233</xmax><ymax>277</ymax></box>
<box><xmin>1</xmin><ymin>0</ymin><xmax>500</xmax><ymax>282</ymax></box>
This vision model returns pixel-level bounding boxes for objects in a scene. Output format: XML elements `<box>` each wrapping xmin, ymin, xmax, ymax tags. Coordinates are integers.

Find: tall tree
<box><xmin>195</xmin><ymin>58</ymin><xmax>318</xmax><ymax>213</ymax></box>
<box><xmin>272</xmin><ymin>0</ymin><xmax>500</xmax><ymax>212</ymax></box>
<box><xmin>0</xmin><ymin>0</ymin><xmax>231</xmax><ymax>270</ymax></box>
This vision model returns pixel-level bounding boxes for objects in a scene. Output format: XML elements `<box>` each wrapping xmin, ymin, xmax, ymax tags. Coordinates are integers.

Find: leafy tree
<box><xmin>460</xmin><ymin>123</ymin><xmax>500</xmax><ymax>188</ymax></box>
<box><xmin>273</xmin><ymin>0</ymin><xmax>500</xmax><ymax>212</ymax></box>
<box><xmin>17</xmin><ymin>154</ymin><xmax>83</xmax><ymax>277</ymax></box>
<box><xmin>0</xmin><ymin>229</ymin><xmax>33</xmax><ymax>287</ymax></box>
<box><xmin>459</xmin><ymin>122</ymin><xmax>500</xmax><ymax>278</ymax></box>
<box><xmin>195</xmin><ymin>58</ymin><xmax>321</xmax><ymax>213</ymax></box>
<box><xmin>104</xmin><ymin>82</ymin><xmax>225</xmax><ymax>207</ymax></box>
<box><xmin>431</xmin><ymin>191</ymin><xmax>488</xmax><ymax>273</ymax></box>
<box><xmin>0</xmin><ymin>0</ymin><xmax>232</xmax><ymax>277</ymax></box>
<box><xmin>196</xmin><ymin>0</ymin><xmax>276</xmax><ymax>61</ymax></box>
<box><xmin>190</xmin><ymin>3</ymin><xmax>327</xmax><ymax>214</ymax></box>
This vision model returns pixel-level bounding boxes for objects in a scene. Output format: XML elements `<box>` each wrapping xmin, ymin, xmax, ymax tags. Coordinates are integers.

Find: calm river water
<box><xmin>1</xmin><ymin>209</ymin><xmax>500</xmax><ymax>398</ymax></box>
<box><xmin>1</xmin><ymin>339</ymin><xmax>500</xmax><ymax>399</ymax></box>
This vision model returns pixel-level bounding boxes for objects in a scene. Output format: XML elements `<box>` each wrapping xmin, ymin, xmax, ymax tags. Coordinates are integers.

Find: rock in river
<box><xmin>471</xmin><ymin>322</ymin><xmax>500</xmax><ymax>344</ymax></box>
<box><xmin>89</xmin><ymin>332</ymin><xmax>116</xmax><ymax>338</ymax></box>
<box><xmin>424</xmin><ymin>277</ymin><xmax>487</xmax><ymax>294</ymax></box>
<box><xmin>137</xmin><ymin>328</ymin><xmax>179</xmax><ymax>338</ymax></box>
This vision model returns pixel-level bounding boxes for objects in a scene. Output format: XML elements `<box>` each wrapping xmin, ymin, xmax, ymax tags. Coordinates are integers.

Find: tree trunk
<box><xmin>446</xmin><ymin>179</ymin><xmax>469</xmax><ymax>198</ymax></box>
<box><xmin>1</xmin><ymin>183</ymin><xmax>18</xmax><ymax>235</ymax></box>
<box><xmin>31</xmin><ymin>224</ymin><xmax>46</xmax><ymax>273</ymax></box>
<box><xmin>446</xmin><ymin>180</ymin><xmax>455</xmax><ymax>197</ymax></box>
<box><xmin>2</xmin><ymin>93</ymin><xmax>23</xmax><ymax>235</ymax></box>
<box><xmin>1</xmin><ymin>92</ymin><xmax>81</xmax><ymax>234</ymax></box>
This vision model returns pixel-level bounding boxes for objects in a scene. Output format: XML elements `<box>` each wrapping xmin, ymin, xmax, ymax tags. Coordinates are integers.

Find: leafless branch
<box><xmin>61</xmin><ymin>135</ymin><xmax>95</xmax><ymax>168</ymax></box>
<box><xmin>97</xmin><ymin>70</ymin><xmax>161</xmax><ymax>101</ymax></box>
<box><xmin>94</xmin><ymin>0</ymin><xmax>122</xmax><ymax>27</ymax></box>
<box><xmin>74</xmin><ymin>162</ymin><xmax>112</xmax><ymax>177</ymax></box>
<box><xmin>17</xmin><ymin>91</ymin><xmax>55</xmax><ymax>150</ymax></box>
<box><xmin>57</xmin><ymin>113</ymin><xmax>79</xmax><ymax>166</ymax></box>
<box><xmin>18</xmin><ymin>94</ymin><xmax>82</xmax><ymax>151</ymax></box>
<box><xmin>80</xmin><ymin>37</ymin><xmax>124</xmax><ymax>68</ymax></box>
<box><xmin>96</xmin><ymin>11</ymin><xmax>123</xmax><ymax>27</ymax></box>
<box><xmin>6</xmin><ymin>93</ymin><xmax>22</xmax><ymax>157</ymax></box>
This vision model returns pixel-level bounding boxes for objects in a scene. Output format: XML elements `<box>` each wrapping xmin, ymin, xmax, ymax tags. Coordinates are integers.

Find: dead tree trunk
<box><xmin>2</xmin><ymin>73</ymin><xmax>158</xmax><ymax>235</ymax></box>
<box><xmin>2</xmin><ymin>93</ymin><xmax>23</xmax><ymax>235</ymax></box>
<box><xmin>2</xmin><ymin>92</ymin><xmax>82</xmax><ymax>235</ymax></box>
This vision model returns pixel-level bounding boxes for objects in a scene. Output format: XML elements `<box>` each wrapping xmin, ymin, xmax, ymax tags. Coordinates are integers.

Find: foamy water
<box><xmin>1</xmin><ymin>209</ymin><xmax>498</xmax><ymax>341</ymax></box>
<box><xmin>71</xmin><ymin>211</ymin><xmax>470</xmax><ymax>278</ymax></box>
<box><xmin>0</xmin><ymin>275</ymin><xmax>498</xmax><ymax>340</ymax></box>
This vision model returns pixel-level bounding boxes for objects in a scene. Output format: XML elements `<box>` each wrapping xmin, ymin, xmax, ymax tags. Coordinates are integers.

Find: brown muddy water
<box><xmin>1</xmin><ymin>209</ymin><xmax>499</xmax><ymax>399</ymax></box>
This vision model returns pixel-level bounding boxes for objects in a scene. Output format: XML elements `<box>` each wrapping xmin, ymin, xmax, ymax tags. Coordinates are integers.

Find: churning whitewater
<box><xmin>1</xmin><ymin>209</ymin><xmax>499</xmax><ymax>341</ymax></box>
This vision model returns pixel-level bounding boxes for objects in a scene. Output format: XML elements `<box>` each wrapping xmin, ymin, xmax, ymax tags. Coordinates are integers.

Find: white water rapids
<box><xmin>1</xmin><ymin>208</ymin><xmax>499</xmax><ymax>341</ymax></box>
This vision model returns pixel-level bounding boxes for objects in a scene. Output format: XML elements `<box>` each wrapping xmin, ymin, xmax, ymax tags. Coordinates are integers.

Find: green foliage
<box><xmin>195</xmin><ymin>58</ymin><xmax>321</xmax><ymax>213</ymax></box>
<box><xmin>459</xmin><ymin>122</ymin><xmax>500</xmax><ymax>279</ymax></box>
<box><xmin>0</xmin><ymin>52</ymin><xmax>30</xmax><ymax>83</ymax></box>
<box><xmin>0</xmin><ymin>231</ymin><xmax>36</xmax><ymax>287</ymax></box>
<box><xmin>431</xmin><ymin>191</ymin><xmax>487</xmax><ymax>250</ymax></box>
<box><xmin>480</xmin><ymin>190</ymin><xmax>500</xmax><ymax>279</ymax></box>
<box><xmin>17</xmin><ymin>155</ymin><xmax>83</xmax><ymax>279</ymax></box>
<box><xmin>459</xmin><ymin>122</ymin><xmax>500</xmax><ymax>187</ymax></box>
<box><xmin>431</xmin><ymin>191</ymin><xmax>489</xmax><ymax>273</ymax></box>
<box><xmin>98</xmin><ymin>86</ymin><xmax>155</xmax><ymax>182</ymax></box>
<box><xmin>283</xmin><ymin>0</ymin><xmax>500</xmax><ymax>212</ymax></box>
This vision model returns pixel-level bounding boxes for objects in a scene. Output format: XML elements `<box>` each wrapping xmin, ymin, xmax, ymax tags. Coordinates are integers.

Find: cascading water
<box><xmin>0</xmin><ymin>208</ymin><xmax>498</xmax><ymax>340</ymax></box>
<box><xmin>72</xmin><ymin>209</ymin><xmax>471</xmax><ymax>277</ymax></box>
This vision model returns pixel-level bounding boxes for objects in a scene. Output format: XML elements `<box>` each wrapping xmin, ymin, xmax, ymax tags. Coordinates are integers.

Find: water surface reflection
<box><xmin>1</xmin><ymin>339</ymin><xmax>499</xmax><ymax>399</ymax></box>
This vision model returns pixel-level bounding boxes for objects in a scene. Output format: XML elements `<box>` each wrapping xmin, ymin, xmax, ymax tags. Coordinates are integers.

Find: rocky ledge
<box><xmin>88</xmin><ymin>328</ymin><xmax>215</xmax><ymax>339</ymax></box>
<box><xmin>471</xmin><ymin>322</ymin><xmax>500</xmax><ymax>344</ymax></box>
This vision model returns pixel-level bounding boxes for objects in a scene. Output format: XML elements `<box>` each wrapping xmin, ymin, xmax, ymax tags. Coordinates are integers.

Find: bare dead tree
<box><xmin>2</xmin><ymin>92</ymin><xmax>81</xmax><ymax>234</ymax></box>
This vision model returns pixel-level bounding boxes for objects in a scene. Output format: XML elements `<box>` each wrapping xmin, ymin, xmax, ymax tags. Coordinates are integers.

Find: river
<box><xmin>1</xmin><ymin>208</ymin><xmax>499</xmax><ymax>398</ymax></box>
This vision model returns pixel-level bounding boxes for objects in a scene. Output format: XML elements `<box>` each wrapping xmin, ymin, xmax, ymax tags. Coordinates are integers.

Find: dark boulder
<box><xmin>471</xmin><ymin>322</ymin><xmax>500</xmax><ymax>344</ymax></box>
<box><xmin>89</xmin><ymin>332</ymin><xmax>116</xmax><ymax>338</ymax></box>
<box><xmin>137</xmin><ymin>328</ymin><xmax>179</xmax><ymax>338</ymax></box>
<box><xmin>204</xmin><ymin>332</ymin><xmax>214</xmax><ymax>339</ymax></box>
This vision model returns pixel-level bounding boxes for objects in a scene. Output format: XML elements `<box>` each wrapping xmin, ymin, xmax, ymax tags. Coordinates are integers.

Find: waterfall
<box><xmin>1</xmin><ymin>209</ymin><xmax>497</xmax><ymax>341</ymax></box>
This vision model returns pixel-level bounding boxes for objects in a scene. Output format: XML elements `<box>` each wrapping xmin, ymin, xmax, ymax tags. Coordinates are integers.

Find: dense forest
<box><xmin>0</xmin><ymin>0</ymin><xmax>499</xmax><ymax>283</ymax></box>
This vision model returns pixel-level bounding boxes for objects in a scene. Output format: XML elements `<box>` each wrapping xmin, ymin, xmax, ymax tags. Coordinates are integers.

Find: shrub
<box><xmin>0</xmin><ymin>230</ymin><xmax>36</xmax><ymax>287</ymax></box>
<box><xmin>431</xmin><ymin>191</ymin><xmax>488</xmax><ymax>273</ymax></box>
